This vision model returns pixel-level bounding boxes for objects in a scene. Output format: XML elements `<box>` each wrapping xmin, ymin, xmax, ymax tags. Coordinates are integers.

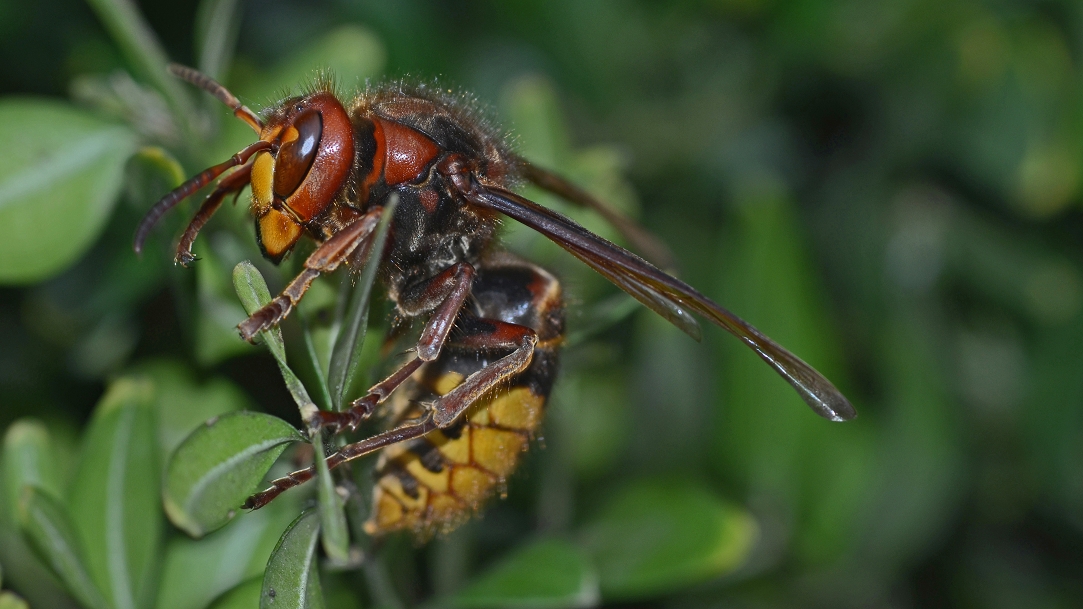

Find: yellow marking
<box><xmin>257</xmin><ymin>208</ymin><xmax>303</xmax><ymax>258</ymax></box>
<box><xmin>367</xmin><ymin>487</ymin><xmax>405</xmax><ymax>533</ymax></box>
<box><xmin>487</xmin><ymin>387</ymin><xmax>544</xmax><ymax>431</ymax></box>
<box><xmin>450</xmin><ymin>466</ymin><xmax>495</xmax><ymax>506</ymax></box>
<box><xmin>540</xmin><ymin>276</ymin><xmax>562</xmax><ymax>311</ymax></box>
<box><xmin>427</xmin><ymin>494</ymin><xmax>464</xmax><ymax>524</ymax></box>
<box><xmin>468</xmin><ymin>406</ymin><xmax>491</xmax><ymax>425</ymax></box>
<box><xmin>403</xmin><ymin>454</ymin><xmax>450</xmax><ymax>493</ymax></box>
<box><xmin>433</xmin><ymin>428</ymin><xmax>470</xmax><ymax>465</ymax></box>
<box><xmin>281</xmin><ymin>125</ymin><xmax>300</xmax><ymax>145</ymax></box>
<box><xmin>250</xmin><ymin>151</ymin><xmax>274</xmax><ymax>215</ymax></box>
<box><xmin>535</xmin><ymin>337</ymin><xmax>564</xmax><ymax>350</ymax></box>
<box><xmin>366</xmin><ymin>355</ymin><xmax>556</xmax><ymax>537</ymax></box>
<box><xmin>434</xmin><ymin>372</ymin><xmax>464</xmax><ymax>395</ymax></box>
<box><xmin>471</xmin><ymin>427</ymin><xmax>526</xmax><ymax>478</ymax></box>
<box><xmin>260</xmin><ymin>125</ymin><xmax>284</xmax><ymax>141</ymax></box>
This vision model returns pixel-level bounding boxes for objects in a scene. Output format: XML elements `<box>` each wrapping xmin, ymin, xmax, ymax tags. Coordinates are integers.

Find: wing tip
<box><xmin>812</xmin><ymin>395</ymin><xmax>857</xmax><ymax>422</ymax></box>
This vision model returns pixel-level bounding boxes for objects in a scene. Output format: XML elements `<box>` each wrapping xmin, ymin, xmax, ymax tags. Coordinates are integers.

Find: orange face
<box><xmin>250</xmin><ymin>92</ymin><xmax>355</xmax><ymax>262</ymax></box>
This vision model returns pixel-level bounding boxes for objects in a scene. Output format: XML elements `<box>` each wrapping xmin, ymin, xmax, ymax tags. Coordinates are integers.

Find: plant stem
<box><xmin>364</xmin><ymin>555</ymin><xmax>406</xmax><ymax>609</ymax></box>
<box><xmin>84</xmin><ymin>0</ymin><xmax>198</xmax><ymax>140</ymax></box>
<box><xmin>195</xmin><ymin>0</ymin><xmax>242</xmax><ymax>80</ymax></box>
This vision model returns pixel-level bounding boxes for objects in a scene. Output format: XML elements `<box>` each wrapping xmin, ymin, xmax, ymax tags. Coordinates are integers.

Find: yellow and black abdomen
<box><xmin>365</xmin><ymin>256</ymin><xmax>564</xmax><ymax>538</ymax></box>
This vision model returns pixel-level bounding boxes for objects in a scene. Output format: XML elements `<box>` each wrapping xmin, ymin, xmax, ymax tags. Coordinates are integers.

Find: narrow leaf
<box><xmin>2</xmin><ymin>420</ymin><xmax>63</xmax><ymax>513</ymax></box>
<box><xmin>299</xmin><ymin>317</ymin><xmax>334</xmax><ymax>412</ymax></box>
<box><xmin>261</xmin><ymin>510</ymin><xmax>325</xmax><ymax>609</ymax></box>
<box><xmin>314</xmin><ymin>431</ymin><xmax>350</xmax><ymax>565</ymax></box>
<box><xmin>67</xmin><ymin>378</ymin><xmax>160</xmax><ymax>609</ymax></box>
<box><xmin>164</xmin><ymin>411</ymin><xmax>303</xmax><ymax>538</ymax></box>
<box><xmin>448</xmin><ymin>538</ymin><xmax>599</xmax><ymax>609</ymax></box>
<box><xmin>84</xmin><ymin>0</ymin><xmax>197</xmax><ymax>133</ymax></box>
<box><xmin>327</xmin><ymin>195</ymin><xmax>398</xmax><ymax>410</ymax></box>
<box><xmin>124</xmin><ymin>146</ymin><xmax>185</xmax><ymax>207</ymax></box>
<box><xmin>233</xmin><ymin>261</ymin><xmax>316</xmax><ymax>412</ymax></box>
<box><xmin>155</xmin><ymin>493</ymin><xmax>300</xmax><ymax>609</ymax></box>
<box><xmin>0</xmin><ymin>99</ymin><xmax>136</xmax><ymax>283</ymax></box>
<box><xmin>578</xmin><ymin>480</ymin><xmax>757</xmax><ymax>601</ymax></box>
<box><xmin>711</xmin><ymin>193</ymin><xmax>869</xmax><ymax>565</ymax></box>
<box><xmin>17</xmin><ymin>487</ymin><xmax>108</xmax><ymax>609</ymax></box>
<box><xmin>194</xmin><ymin>0</ymin><xmax>242</xmax><ymax>80</ymax></box>
<box><xmin>232</xmin><ymin>260</ymin><xmax>285</xmax><ymax>359</ymax></box>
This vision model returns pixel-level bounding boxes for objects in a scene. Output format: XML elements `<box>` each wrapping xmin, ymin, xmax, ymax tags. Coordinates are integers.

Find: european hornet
<box><xmin>134</xmin><ymin>65</ymin><xmax>855</xmax><ymax>538</ymax></box>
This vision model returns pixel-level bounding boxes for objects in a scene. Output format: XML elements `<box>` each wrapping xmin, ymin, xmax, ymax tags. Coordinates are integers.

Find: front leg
<box><xmin>175</xmin><ymin>164</ymin><xmax>254</xmax><ymax>267</ymax></box>
<box><xmin>238</xmin><ymin>206</ymin><xmax>383</xmax><ymax>341</ymax></box>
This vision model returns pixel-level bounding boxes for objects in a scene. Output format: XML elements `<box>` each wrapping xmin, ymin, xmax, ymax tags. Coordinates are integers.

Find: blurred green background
<box><xmin>2</xmin><ymin>0</ymin><xmax>1083</xmax><ymax>607</ymax></box>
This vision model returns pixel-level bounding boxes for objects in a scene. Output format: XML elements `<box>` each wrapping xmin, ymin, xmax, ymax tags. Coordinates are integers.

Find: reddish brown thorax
<box><xmin>374</xmin><ymin>118</ymin><xmax>440</xmax><ymax>186</ymax></box>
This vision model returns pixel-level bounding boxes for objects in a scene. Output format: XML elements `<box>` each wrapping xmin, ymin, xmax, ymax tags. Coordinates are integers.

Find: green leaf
<box><xmin>2</xmin><ymin>420</ymin><xmax>63</xmax><ymax>514</ymax></box>
<box><xmin>232</xmin><ymin>261</ymin><xmax>316</xmax><ymax>412</ymax></box>
<box><xmin>261</xmin><ymin>509</ymin><xmax>325</xmax><ymax>609</ymax></box>
<box><xmin>129</xmin><ymin>358</ymin><xmax>250</xmax><ymax>465</ymax></box>
<box><xmin>67</xmin><ymin>377</ymin><xmax>161</xmax><ymax>609</ymax></box>
<box><xmin>577</xmin><ymin>480</ymin><xmax>757</xmax><ymax>602</ymax></box>
<box><xmin>0</xmin><ymin>419</ymin><xmax>71</xmax><ymax>605</ymax></box>
<box><xmin>327</xmin><ymin>196</ymin><xmax>397</xmax><ymax>409</ymax></box>
<box><xmin>327</xmin><ymin>277</ymin><xmax>369</xmax><ymax>412</ymax></box>
<box><xmin>232</xmin><ymin>260</ymin><xmax>285</xmax><ymax>358</ymax></box>
<box><xmin>164</xmin><ymin>411</ymin><xmax>303</xmax><ymax>538</ymax></box>
<box><xmin>155</xmin><ymin>493</ymin><xmax>301</xmax><ymax>609</ymax></box>
<box><xmin>850</xmin><ymin>310</ymin><xmax>961</xmax><ymax>572</ymax></box>
<box><xmin>0</xmin><ymin>591</ymin><xmax>29</xmax><ymax>609</ymax></box>
<box><xmin>549</xmin><ymin>372</ymin><xmax>631</xmax><ymax>482</ymax></box>
<box><xmin>314</xmin><ymin>431</ymin><xmax>350</xmax><ymax>565</ymax></box>
<box><xmin>710</xmin><ymin>190</ymin><xmax>872</xmax><ymax>566</ymax></box>
<box><xmin>17</xmin><ymin>487</ymin><xmax>108</xmax><ymax>609</ymax></box>
<box><xmin>124</xmin><ymin>146</ymin><xmax>185</xmax><ymax>208</ymax></box>
<box><xmin>0</xmin><ymin>99</ymin><xmax>136</xmax><ymax>284</ymax></box>
<box><xmin>0</xmin><ymin>424</ymin><xmax>78</xmax><ymax>609</ymax></box>
<box><xmin>299</xmin><ymin>315</ymin><xmax>335</xmax><ymax>412</ymax></box>
<box><xmin>207</xmin><ymin>577</ymin><xmax>262</xmax><ymax>609</ymax></box>
<box><xmin>448</xmin><ymin>538</ymin><xmax>599</xmax><ymax>609</ymax></box>
<box><xmin>713</xmin><ymin>191</ymin><xmax>850</xmax><ymax>481</ymax></box>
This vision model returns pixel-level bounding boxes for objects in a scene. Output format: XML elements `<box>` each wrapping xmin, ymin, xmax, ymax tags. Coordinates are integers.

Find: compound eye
<box><xmin>273</xmin><ymin>110</ymin><xmax>322</xmax><ymax>198</ymax></box>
